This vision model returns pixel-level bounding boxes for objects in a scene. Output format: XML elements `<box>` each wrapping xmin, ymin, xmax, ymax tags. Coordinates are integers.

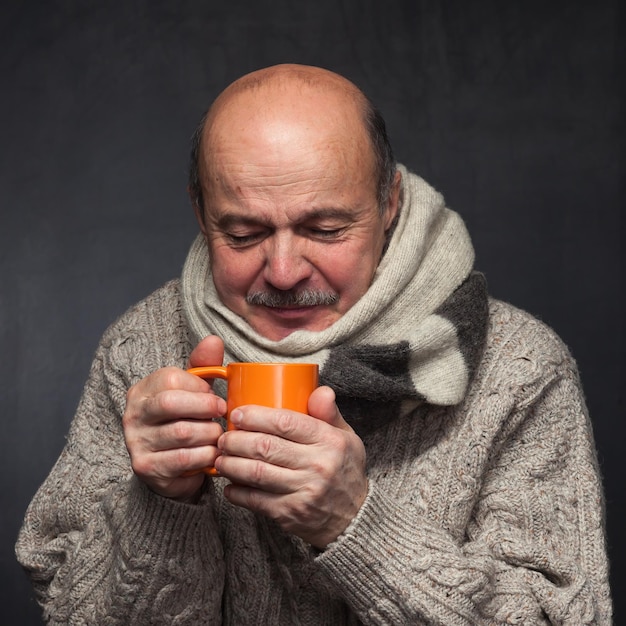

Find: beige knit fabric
<box><xmin>16</xmin><ymin>279</ymin><xmax>611</xmax><ymax>624</ymax></box>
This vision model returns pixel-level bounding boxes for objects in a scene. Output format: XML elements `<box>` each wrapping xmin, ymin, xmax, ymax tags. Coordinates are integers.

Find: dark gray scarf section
<box><xmin>320</xmin><ymin>272</ymin><xmax>488</xmax><ymax>438</ymax></box>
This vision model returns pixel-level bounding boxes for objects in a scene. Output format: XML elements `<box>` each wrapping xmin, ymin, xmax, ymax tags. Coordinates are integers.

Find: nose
<box><xmin>262</xmin><ymin>232</ymin><xmax>313</xmax><ymax>291</ymax></box>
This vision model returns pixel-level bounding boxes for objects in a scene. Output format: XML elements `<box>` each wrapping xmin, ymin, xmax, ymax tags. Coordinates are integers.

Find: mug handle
<box><xmin>182</xmin><ymin>365</ymin><xmax>229</xmax><ymax>477</ymax></box>
<box><xmin>187</xmin><ymin>365</ymin><xmax>228</xmax><ymax>380</ymax></box>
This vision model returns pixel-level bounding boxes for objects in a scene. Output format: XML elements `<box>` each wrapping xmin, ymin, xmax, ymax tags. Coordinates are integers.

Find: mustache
<box><xmin>246</xmin><ymin>288</ymin><xmax>339</xmax><ymax>308</ymax></box>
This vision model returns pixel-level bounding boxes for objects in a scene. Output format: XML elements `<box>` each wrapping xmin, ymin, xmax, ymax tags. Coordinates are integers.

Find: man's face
<box><xmin>195</xmin><ymin>87</ymin><xmax>399</xmax><ymax>341</ymax></box>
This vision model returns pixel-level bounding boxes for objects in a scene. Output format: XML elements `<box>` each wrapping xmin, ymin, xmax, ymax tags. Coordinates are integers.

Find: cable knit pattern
<box><xmin>15</xmin><ymin>280</ymin><xmax>611</xmax><ymax>624</ymax></box>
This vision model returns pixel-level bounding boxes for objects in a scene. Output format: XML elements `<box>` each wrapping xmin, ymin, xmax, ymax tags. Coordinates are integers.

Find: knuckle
<box><xmin>250</xmin><ymin>460</ymin><xmax>268</xmax><ymax>484</ymax></box>
<box><xmin>275</xmin><ymin>410</ymin><xmax>297</xmax><ymax>435</ymax></box>
<box><xmin>130</xmin><ymin>455</ymin><xmax>151</xmax><ymax>478</ymax></box>
<box><xmin>174</xmin><ymin>446</ymin><xmax>193</xmax><ymax>468</ymax></box>
<box><xmin>253</xmin><ymin>435</ymin><xmax>275</xmax><ymax>460</ymax></box>
<box><xmin>161</xmin><ymin>367</ymin><xmax>183</xmax><ymax>389</ymax></box>
<box><xmin>171</xmin><ymin>419</ymin><xmax>193</xmax><ymax>444</ymax></box>
<box><xmin>156</xmin><ymin>389</ymin><xmax>179</xmax><ymax>415</ymax></box>
<box><xmin>123</xmin><ymin>429</ymin><xmax>140</xmax><ymax>454</ymax></box>
<box><xmin>310</xmin><ymin>457</ymin><xmax>330</xmax><ymax>477</ymax></box>
<box><xmin>125</xmin><ymin>383</ymin><xmax>139</xmax><ymax>405</ymax></box>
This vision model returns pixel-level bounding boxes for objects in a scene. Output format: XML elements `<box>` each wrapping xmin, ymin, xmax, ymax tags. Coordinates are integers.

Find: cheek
<box><xmin>210</xmin><ymin>249</ymin><xmax>260</xmax><ymax>298</ymax></box>
<box><xmin>317</xmin><ymin>245</ymin><xmax>376</xmax><ymax>297</ymax></box>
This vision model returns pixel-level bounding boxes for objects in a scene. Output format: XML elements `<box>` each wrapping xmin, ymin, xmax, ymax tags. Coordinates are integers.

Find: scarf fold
<box><xmin>182</xmin><ymin>166</ymin><xmax>488</xmax><ymax>436</ymax></box>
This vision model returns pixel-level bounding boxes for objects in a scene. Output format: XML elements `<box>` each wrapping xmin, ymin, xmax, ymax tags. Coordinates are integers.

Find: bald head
<box><xmin>209</xmin><ymin>64</ymin><xmax>365</xmax><ymax>117</ymax></box>
<box><xmin>188</xmin><ymin>64</ymin><xmax>396</xmax><ymax>216</ymax></box>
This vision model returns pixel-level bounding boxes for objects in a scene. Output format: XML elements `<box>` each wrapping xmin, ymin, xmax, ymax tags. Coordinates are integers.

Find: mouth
<box><xmin>245</xmin><ymin>289</ymin><xmax>339</xmax><ymax>337</ymax></box>
<box><xmin>251</xmin><ymin>302</ymin><xmax>337</xmax><ymax>340</ymax></box>
<box><xmin>263</xmin><ymin>304</ymin><xmax>320</xmax><ymax>317</ymax></box>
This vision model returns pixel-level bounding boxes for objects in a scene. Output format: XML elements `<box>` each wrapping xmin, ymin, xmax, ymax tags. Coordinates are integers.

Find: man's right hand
<box><xmin>122</xmin><ymin>335</ymin><xmax>227</xmax><ymax>503</ymax></box>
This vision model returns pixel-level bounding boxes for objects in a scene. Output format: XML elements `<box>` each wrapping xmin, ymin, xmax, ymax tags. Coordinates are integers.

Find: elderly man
<box><xmin>17</xmin><ymin>64</ymin><xmax>611</xmax><ymax>624</ymax></box>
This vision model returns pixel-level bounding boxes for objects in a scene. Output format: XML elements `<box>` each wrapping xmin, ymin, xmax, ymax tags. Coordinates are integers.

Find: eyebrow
<box><xmin>215</xmin><ymin>207</ymin><xmax>357</xmax><ymax>231</ymax></box>
<box><xmin>215</xmin><ymin>214</ymin><xmax>270</xmax><ymax>231</ymax></box>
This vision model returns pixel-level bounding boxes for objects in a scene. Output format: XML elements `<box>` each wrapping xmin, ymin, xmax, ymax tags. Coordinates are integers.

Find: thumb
<box><xmin>188</xmin><ymin>335</ymin><xmax>225</xmax><ymax>368</ymax></box>
<box><xmin>307</xmin><ymin>385</ymin><xmax>353</xmax><ymax>432</ymax></box>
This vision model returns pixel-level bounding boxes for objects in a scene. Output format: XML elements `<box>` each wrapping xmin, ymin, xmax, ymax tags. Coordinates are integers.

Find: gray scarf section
<box><xmin>181</xmin><ymin>166</ymin><xmax>488</xmax><ymax>437</ymax></box>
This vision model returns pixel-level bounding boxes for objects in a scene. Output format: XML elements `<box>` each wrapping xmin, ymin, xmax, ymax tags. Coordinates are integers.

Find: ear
<box><xmin>383</xmin><ymin>170</ymin><xmax>402</xmax><ymax>231</ymax></box>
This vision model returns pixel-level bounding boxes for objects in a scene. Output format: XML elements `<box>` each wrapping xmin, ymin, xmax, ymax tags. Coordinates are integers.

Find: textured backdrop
<box><xmin>1</xmin><ymin>1</ymin><xmax>622</xmax><ymax>623</ymax></box>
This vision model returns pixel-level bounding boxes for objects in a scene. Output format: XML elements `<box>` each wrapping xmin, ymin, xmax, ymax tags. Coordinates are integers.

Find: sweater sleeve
<box><xmin>15</xmin><ymin>311</ymin><xmax>225</xmax><ymax>625</ymax></box>
<box><xmin>314</xmin><ymin>323</ymin><xmax>612</xmax><ymax>625</ymax></box>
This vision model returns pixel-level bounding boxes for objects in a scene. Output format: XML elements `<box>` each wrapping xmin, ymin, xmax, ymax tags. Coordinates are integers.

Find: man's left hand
<box><xmin>214</xmin><ymin>385</ymin><xmax>367</xmax><ymax>549</ymax></box>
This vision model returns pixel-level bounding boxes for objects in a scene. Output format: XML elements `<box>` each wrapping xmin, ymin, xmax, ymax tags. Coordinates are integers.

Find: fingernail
<box><xmin>230</xmin><ymin>408</ymin><xmax>243</xmax><ymax>425</ymax></box>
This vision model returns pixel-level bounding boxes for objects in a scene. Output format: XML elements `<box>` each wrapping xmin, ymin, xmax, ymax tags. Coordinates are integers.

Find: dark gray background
<box><xmin>1</xmin><ymin>1</ymin><xmax>622</xmax><ymax>623</ymax></box>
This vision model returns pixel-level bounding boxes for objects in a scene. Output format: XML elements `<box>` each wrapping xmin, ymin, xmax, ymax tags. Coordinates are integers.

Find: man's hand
<box><xmin>214</xmin><ymin>386</ymin><xmax>368</xmax><ymax>549</ymax></box>
<box><xmin>122</xmin><ymin>336</ymin><xmax>227</xmax><ymax>502</ymax></box>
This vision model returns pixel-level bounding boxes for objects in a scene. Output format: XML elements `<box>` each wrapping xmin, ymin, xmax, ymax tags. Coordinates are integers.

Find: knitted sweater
<box><xmin>16</xmin><ymin>168</ymin><xmax>611</xmax><ymax>623</ymax></box>
<box><xmin>16</xmin><ymin>280</ymin><xmax>611</xmax><ymax>624</ymax></box>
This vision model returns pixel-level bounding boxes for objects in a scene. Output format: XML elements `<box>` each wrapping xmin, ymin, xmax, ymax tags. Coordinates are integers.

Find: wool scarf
<box><xmin>181</xmin><ymin>166</ymin><xmax>488</xmax><ymax>437</ymax></box>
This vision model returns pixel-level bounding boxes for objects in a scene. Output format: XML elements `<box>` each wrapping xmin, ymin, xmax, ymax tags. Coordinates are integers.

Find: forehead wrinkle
<box><xmin>206</xmin><ymin>163</ymin><xmax>350</xmax><ymax>215</ymax></box>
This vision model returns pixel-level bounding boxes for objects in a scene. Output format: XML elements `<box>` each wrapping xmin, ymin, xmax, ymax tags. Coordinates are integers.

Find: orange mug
<box><xmin>187</xmin><ymin>362</ymin><xmax>319</xmax><ymax>475</ymax></box>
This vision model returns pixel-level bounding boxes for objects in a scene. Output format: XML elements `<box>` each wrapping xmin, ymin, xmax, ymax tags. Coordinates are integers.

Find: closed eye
<box><xmin>225</xmin><ymin>231</ymin><xmax>268</xmax><ymax>247</ymax></box>
<box><xmin>307</xmin><ymin>227</ymin><xmax>346</xmax><ymax>240</ymax></box>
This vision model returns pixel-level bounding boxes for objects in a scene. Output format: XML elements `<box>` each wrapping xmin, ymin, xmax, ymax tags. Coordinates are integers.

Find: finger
<box><xmin>149</xmin><ymin>418</ymin><xmax>224</xmax><ymax>452</ymax></box>
<box><xmin>229</xmin><ymin>406</ymin><xmax>325</xmax><ymax>445</ymax></box>
<box><xmin>223</xmin><ymin>483</ymin><xmax>285</xmax><ymax>512</ymax></box>
<box><xmin>218</xmin><ymin>429</ymin><xmax>305</xmax><ymax>470</ymax></box>
<box><xmin>307</xmin><ymin>386</ymin><xmax>353</xmax><ymax>432</ymax></box>
<box><xmin>188</xmin><ymin>335</ymin><xmax>225</xmax><ymax>369</ymax></box>
<box><xmin>139</xmin><ymin>367</ymin><xmax>213</xmax><ymax>396</ymax></box>
<box><xmin>126</xmin><ymin>369</ymin><xmax>216</xmax><ymax>420</ymax></box>
<box><xmin>142</xmin><ymin>388</ymin><xmax>227</xmax><ymax>425</ymax></box>
<box><xmin>134</xmin><ymin>443</ymin><xmax>222</xmax><ymax>479</ymax></box>
<box><xmin>215</xmin><ymin>454</ymin><xmax>296</xmax><ymax>493</ymax></box>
